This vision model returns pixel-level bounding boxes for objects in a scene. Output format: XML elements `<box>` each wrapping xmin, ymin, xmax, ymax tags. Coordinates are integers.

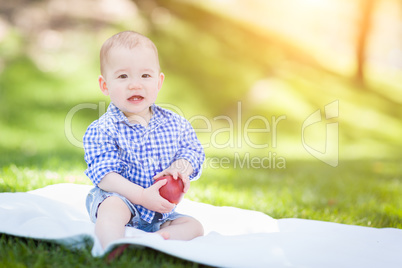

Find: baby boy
<box><xmin>83</xmin><ymin>31</ymin><xmax>205</xmax><ymax>250</ymax></box>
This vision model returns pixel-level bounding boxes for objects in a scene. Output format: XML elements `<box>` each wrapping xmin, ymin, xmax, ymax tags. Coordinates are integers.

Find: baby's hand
<box><xmin>153</xmin><ymin>159</ymin><xmax>193</xmax><ymax>193</ymax></box>
<box><xmin>139</xmin><ymin>180</ymin><xmax>175</xmax><ymax>213</ymax></box>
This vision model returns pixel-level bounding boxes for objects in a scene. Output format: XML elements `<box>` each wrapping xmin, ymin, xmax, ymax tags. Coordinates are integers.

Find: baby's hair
<box><xmin>100</xmin><ymin>31</ymin><xmax>160</xmax><ymax>76</ymax></box>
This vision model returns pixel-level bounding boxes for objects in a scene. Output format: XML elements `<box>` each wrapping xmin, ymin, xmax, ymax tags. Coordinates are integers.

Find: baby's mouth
<box><xmin>128</xmin><ymin>95</ymin><xmax>144</xmax><ymax>101</ymax></box>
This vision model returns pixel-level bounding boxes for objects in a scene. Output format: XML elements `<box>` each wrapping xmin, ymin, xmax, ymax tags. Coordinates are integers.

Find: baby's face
<box><xmin>100</xmin><ymin>45</ymin><xmax>164</xmax><ymax>121</ymax></box>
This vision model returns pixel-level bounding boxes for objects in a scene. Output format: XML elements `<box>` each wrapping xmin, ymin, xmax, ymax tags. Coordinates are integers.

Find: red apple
<box><xmin>154</xmin><ymin>175</ymin><xmax>184</xmax><ymax>204</ymax></box>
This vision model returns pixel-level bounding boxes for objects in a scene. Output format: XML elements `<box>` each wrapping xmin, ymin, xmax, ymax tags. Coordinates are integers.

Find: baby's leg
<box><xmin>157</xmin><ymin>216</ymin><xmax>204</xmax><ymax>240</ymax></box>
<box><xmin>96</xmin><ymin>196</ymin><xmax>132</xmax><ymax>249</ymax></box>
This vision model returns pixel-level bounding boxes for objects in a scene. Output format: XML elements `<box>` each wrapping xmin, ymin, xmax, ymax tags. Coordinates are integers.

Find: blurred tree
<box><xmin>144</xmin><ymin>0</ymin><xmax>339</xmax><ymax>114</ymax></box>
<box><xmin>355</xmin><ymin>0</ymin><xmax>376</xmax><ymax>87</ymax></box>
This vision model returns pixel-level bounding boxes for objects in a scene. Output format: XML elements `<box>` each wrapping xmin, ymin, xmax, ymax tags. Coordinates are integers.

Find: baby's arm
<box><xmin>171</xmin><ymin>118</ymin><xmax>205</xmax><ymax>183</ymax></box>
<box><xmin>153</xmin><ymin>117</ymin><xmax>205</xmax><ymax>193</ymax></box>
<box><xmin>153</xmin><ymin>159</ymin><xmax>194</xmax><ymax>192</ymax></box>
<box><xmin>98</xmin><ymin>172</ymin><xmax>175</xmax><ymax>213</ymax></box>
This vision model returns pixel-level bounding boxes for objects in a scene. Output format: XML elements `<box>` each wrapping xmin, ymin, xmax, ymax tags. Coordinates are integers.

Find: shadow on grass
<box><xmin>0</xmin><ymin>233</ymin><xmax>212</xmax><ymax>268</ymax></box>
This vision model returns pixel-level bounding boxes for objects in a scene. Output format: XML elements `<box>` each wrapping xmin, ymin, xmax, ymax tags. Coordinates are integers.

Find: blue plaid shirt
<box><xmin>84</xmin><ymin>102</ymin><xmax>205</xmax><ymax>223</ymax></box>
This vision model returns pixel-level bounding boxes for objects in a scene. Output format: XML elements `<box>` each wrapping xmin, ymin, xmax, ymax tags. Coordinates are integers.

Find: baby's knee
<box><xmin>97</xmin><ymin>196</ymin><xmax>131</xmax><ymax>223</ymax></box>
<box><xmin>186</xmin><ymin>217</ymin><xmax>204</xmax><ymax>237</ymax></box>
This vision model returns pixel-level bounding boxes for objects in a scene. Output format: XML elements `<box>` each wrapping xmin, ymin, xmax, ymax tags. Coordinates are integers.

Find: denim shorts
<box><xmin>86</xmin><ymin>187</ymin><xmax>185</xmax><ymax>233</ymax></box>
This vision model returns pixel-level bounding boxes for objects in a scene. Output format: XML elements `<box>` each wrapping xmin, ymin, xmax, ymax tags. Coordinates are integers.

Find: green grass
<box><xmin>0</xmin><ymin>234</ymin><xmax>205</xmax><ymax>268</ymax></box>
<box><xmin>194</xmin><ymin>159</ymin><xmax>402</xmax><ymax>228</ymax></box>
<box><xmin>1</xmin><ymin>156</ymin><xmax>401</xmax><ymax>267</ymax></box>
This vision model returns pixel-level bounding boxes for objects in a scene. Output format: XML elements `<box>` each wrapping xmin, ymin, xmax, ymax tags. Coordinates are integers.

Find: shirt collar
<box><xmin>148</xmin><ymin>104</ymin><xmax>166</xmax><ymax>128</ymax></box>
<box><xmin>106</xmin><ymin>102</ymin><xmax>127</xmax><ymax>123</ymax></box>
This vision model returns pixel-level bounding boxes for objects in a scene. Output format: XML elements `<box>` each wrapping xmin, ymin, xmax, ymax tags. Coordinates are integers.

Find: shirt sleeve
<box><xmin>83</xmin><ymin>121</ymin><xmax>124</xmax><ymax>186</ymax></box>
<box><xmin>173</xmin><ymin>118</ymin><xmax>205</xmax><ymax>181</ymax></box>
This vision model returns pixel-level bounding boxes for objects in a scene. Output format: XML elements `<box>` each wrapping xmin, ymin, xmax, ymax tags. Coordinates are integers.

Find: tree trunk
<box><xmin>355</xmin><ymin>0</ymin><xmax>376</xmax><ymax>87</ymax></box>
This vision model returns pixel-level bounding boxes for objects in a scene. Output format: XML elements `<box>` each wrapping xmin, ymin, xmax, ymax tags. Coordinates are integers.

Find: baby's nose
<box><xmin>128</xmin><ymin>78</ymin><xmax>142</xmax><ymax>89</ymax></box>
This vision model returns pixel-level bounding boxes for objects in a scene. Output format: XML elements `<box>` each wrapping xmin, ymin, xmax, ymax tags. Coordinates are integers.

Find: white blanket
<box><xmin>0</xmin><ymin>183</ymin><xmax>401</xmax><ymax>268</ymax></box>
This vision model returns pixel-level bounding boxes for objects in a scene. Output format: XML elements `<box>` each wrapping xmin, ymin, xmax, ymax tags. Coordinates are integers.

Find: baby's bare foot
<box><xmin>157</xmin><ymin>231</ymin><xmax>170</xmax><ymax>240</ymax></box>
<box><xmin>107</xmin><ymin>244</ymin><xmax>129</xmax><ymax>263</ymax></box>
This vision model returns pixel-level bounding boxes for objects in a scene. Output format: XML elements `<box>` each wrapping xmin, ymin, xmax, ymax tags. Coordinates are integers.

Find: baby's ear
<box><xmin>98</xmin><ymin>75</ymin><xmax>109</xmax><ymax>96</ymax></box>
<box><xmin>158</xmin><ymin>72</ymin><xmax>165</xmax><ymax>91</ymax></box>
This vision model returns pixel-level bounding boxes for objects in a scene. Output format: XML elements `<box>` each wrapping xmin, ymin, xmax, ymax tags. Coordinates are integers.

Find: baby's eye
<box><xmin>118</xmin><ymin>74</ymin><xmax>128</xmax><ymax>79</ymax></box>
<box><xmin>142</xmin><ymin>74</ymin><xmax>151</xmax><ymax>78</ymax></box>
